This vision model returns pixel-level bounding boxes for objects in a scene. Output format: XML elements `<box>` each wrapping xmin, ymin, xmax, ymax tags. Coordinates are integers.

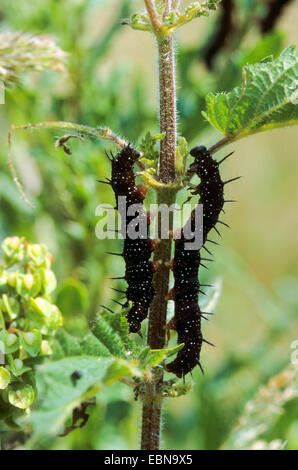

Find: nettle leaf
<box><xmin>103</xmin><ymin>358</ymin><xmax>141</xmax><ymax>386</ymax></box>
<box><xmin>100</xmin><ymin>308</ymin><xmax>137</xmax><ymax>356</ymax></box>
<box><xmin>91</xmin><ymin>314</ymin><xmax>127</xmax><ymax>358</ymax></box>
<box><xmin>137</xmin><ymin>344</ymin><xmax>185</xmax><ymax>369</ymax></box>
<box><xmin>139</xmin><ymin>131</ymin><xmax>165</xmax><ymax>161</ymax></box>
<box><xmin>175</xmin><ymin>136</ymin><xmax>188</xmax><ymax>176</ymax></box>
<box><xmin>25</xmin><ymin>355</ymin><xmax>139</xmax><ymax>436</ymax></box>
<box><xmin>203</xmin><ymin>46</ymin><xmax>298</xmax><ymax>143</ymax></box>
<box><xmin>80</xmin><ymin>333</ymin><xmax>111</xmax><ymax>358</ymax></box>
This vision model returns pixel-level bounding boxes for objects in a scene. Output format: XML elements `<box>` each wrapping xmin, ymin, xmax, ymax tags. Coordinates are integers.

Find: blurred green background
<box><xmin>0</xmin><ymin>0</ymin><xmax>297</xmax><ymax>450</ymax></box>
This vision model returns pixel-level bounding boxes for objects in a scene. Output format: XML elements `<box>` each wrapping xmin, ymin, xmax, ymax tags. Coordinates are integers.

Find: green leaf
<box><xmin>91</xmin><ymin>314</ymin><xmax>126</xmax><ymax>358</ymax></box>
<box><xmin>139</xmin><ymin>131</ymin><xmax>164</xmax><ymax>161</ymax></box>
<box><xmin>175</xmin><ymin>136</ymin><xmax>188</xmax><ymax>176</ymax></box>
<box><xmin>25</xmin><ymin>355</ymin><xmax>138</xmax><ymax>436</ymax></box>
<box><xmin>35</xmin><ymin>357</ymin><xmax>113</xmax><ymax>411</ymax></box>
<box><xmin>145</xmin><ymin>349</ymin><xmax>166</xmax><ymax>368</ymax></box>
<box><xmin>80</xmin><ymin>333</ymin><xmax>111</xmax><ymax>358</ymax></box>
<box><xmin>203</xmin><ymin>46</ymin><xmax>298</xmax><ymax>143</ymax></box>
<box><xmin>100</xmin><ymin>308</ymin><xmax>137</xmax><ymax>356</ymax></box>
<box><xmin>137</xmin><ymin>346</ymin><xmax>153</xmax><ymax>368</ymax></box>
<box><xmin>137</xmin><ymin>344</ymin><xmax>185</xmax><ymax>369</ymax></box>
<box><xmin>164</xmin><ymin>343</ymin><xmax>185</xmax><ymax>359</ymax></box>
<box><xmin>102</xmin><ymin>359</ymin><xmax>141</xmax><ymax>386</ymax></box>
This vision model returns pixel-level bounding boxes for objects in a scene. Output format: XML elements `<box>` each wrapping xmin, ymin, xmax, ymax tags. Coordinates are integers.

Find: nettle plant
<box><xmin>4</xmin><ymin>1</ymin><xmax>298</xmax><ymax>450</ymax></box>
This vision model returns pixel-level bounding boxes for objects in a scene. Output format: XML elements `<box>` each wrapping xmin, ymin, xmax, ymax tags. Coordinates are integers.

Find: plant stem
<box><xmin>141</xmin><ymin>0</ymin><xmax>177</xmax><ymax>451</ymax></box>
<box><xmin>144</xmin><ymin>0</ymin><xmax>161</xmax><ymax>31</ymax></box>
<box><xmin>158</xmin><ymin>35</ymin><xmax>177</xmax><ymax>183</ymax></box>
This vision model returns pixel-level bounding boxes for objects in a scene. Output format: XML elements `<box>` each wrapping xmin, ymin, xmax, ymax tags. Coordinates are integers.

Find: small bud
<box><xmin>16</xmin><ymin>273</ymin><xmax>41</xmax><ymax>298</ymax></box>
<box><xmin>23</xmin><ymin>332</ymin><xmax>34</xmax><ymax>346</ymax></box>
<box><xmin>7</xmin><ymin>354</ymin><xmax>30</xmax><ymax>376</ymax></box>
<box><xmin>14</xmin><ymin>359</ymin><xmax>23</xmax><ymax>370</ymax></box>
<box><xmin>6</xmin><ymin>333</ymin><xmax>17</xmax><ymax>347</ymax></box>
<box><xmin>19</xmin><ymin>330</ymin><xmax>42</xmax><ymax>357</ymax></box>
<box><xmin>24</xmin><ymin>274</ymin><xmax>34</xmax><ymax>290</ymax></box>
<box><xmin>8</xmin><ymin>384</ymin><xmax>35</xmax><ymax>409</ymax></box>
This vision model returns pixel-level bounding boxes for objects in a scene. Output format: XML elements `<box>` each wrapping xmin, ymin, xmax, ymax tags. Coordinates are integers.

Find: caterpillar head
<box><xmin>189</xmin><ymin>146</ymin><xmax>218</xmax><ymax>178</ymax></box>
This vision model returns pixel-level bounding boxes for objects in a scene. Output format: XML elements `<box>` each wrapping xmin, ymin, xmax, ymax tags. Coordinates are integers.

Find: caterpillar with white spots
<box><xmin>166</xmin><ymin>145</ymin><xmax>238</xmax><ymax>377</ymax></box>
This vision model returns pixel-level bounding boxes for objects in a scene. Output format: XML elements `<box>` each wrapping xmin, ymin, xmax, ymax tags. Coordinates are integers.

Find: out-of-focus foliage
<box><xmin>223</xmin><ymin>364</ymin><xmax>298</xmax><ymax>450</ymax></box>
<box><xmin>0</xmin><ymin>236</ymin><xmax>62</xmax><ymax>430</ymax></box>
<box><xmin>0</xmin><ymin>32</ymin><xmax>67</xmax><ymax>86</ymax></box>
<box><xmin>0</xmin><ymin>0</ymin><xmax>297</xmax><ymax>451</ymax></box>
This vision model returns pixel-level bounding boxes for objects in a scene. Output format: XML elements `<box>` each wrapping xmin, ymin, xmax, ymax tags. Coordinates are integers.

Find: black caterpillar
<box><xmin>166</xmin><ymin>146</ymin><xmax>238</xmax><ymax>378</ymax></box>
<box><xmin>99</xmin><ymin>144</ymin><xmax>156</xmax><ymax>333</ymax></box>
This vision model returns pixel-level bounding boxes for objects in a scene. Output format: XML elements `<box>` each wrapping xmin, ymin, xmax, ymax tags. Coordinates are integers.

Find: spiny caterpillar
<box><xmin>166</xmin><ymin>146</ymin><xmax>238</xmax><ymax>378</ymax></box>
<box><xmin>98</xmin><ymin>144</ymin><xmax>156</xmax><ymax>333</ymax></box>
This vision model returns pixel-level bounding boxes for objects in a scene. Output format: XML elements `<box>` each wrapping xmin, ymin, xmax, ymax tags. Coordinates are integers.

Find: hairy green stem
<box><xmin>141</xmin><ymin>0</ymin><xmax>177</xmax><ymax>451</ymax></box>
<box><xmin>158</xmin><ymin>35</ymin><xmax>177</xmax><ymax>183</ymax></box>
